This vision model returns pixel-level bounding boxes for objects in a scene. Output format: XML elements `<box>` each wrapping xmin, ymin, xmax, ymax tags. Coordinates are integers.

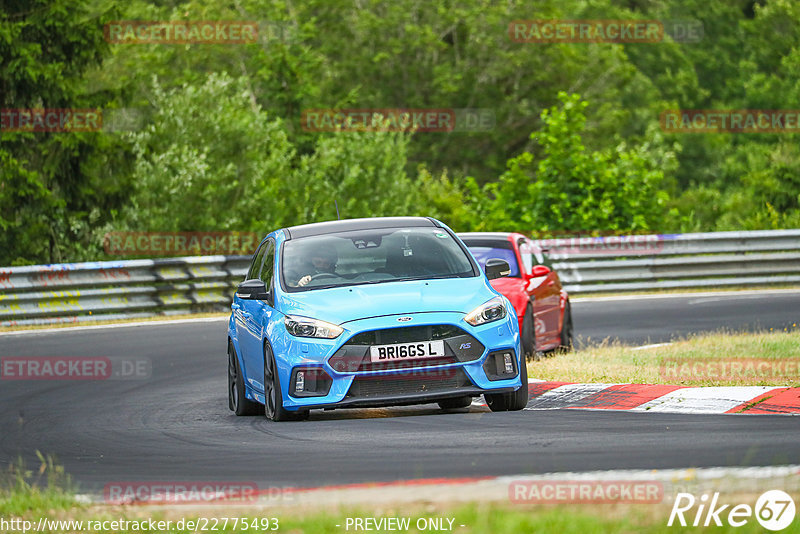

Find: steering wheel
<box><xmin>309</xmin><ymin>272</ymin><xmax>338</xmax><ymax>281</ymax></box>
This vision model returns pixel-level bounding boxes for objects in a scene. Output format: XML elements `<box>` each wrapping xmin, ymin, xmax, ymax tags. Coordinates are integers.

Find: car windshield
<box><xmin>281</xmin><ymin>227</ymin><xmax>477</xmax><ymax>292</ymax></box>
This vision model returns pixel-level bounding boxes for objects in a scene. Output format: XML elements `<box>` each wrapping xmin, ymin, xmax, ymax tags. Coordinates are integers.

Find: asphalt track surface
<box><xmin>1</xmin><ymin>291</ymin><xmax>799</xmax><ymax>492</ymax></box>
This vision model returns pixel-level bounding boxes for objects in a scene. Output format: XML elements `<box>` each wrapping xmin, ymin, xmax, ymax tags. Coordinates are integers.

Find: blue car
<box><xmin>227</xmin><ymin>217</ymin><xmax>528</xmax><ymax>421</ymax></box>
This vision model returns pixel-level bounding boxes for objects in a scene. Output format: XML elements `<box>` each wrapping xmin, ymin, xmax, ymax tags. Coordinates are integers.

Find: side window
<box><xmin>260</xmin><ymin>240</ymin><xmax>275</xmax><ymax>290</ymax></box>
<box><xmin>529</xmin><ymin>239</ymin><xmax>552</xmax><ymax>269</ymax></box>
<box><xmin>518</xmin><ymin>238</ymin><xmax>533</xmax><ymax>275</ymax></box>
<box><xmin>520</xmin><ymin>238</ymin><xmax>550</xmax><ymax>271</ymax></box>
<box><xmin>247</xmin><ymin>241</ymin><xmax>268</xmax><ymax>280</ymax></box>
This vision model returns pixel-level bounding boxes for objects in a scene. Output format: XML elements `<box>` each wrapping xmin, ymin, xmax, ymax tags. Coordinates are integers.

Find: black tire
<box><xmin>263</xmin><ymin>343</ymin><xmax>307</xmax><ymax>422</ymax></box>
<box><xmin>557</xmin><ymin>302</ymin><xmax>574</xmax><ymax>353</ymax></box>
<box><xmin>228</xmin><ymin>343</ymin><xmax>261</xmax><ymax>416</ymax></box>
<box><xmin>438</xmin><ymin>396</ymin><xmax>473</xmax><ymax>410</ymax></box>
<box><xmin>485</xmin><ymin>351</ymin><xmax>529</xmax><ymax>412</ymax></box>
<box><xmin>485</xmin><ymin>391</ymin><xmax>509</xmax><ymax>412</ymax></box>
<box><xmin>521</xmin><ymin>305</ymin><xmax>536</xmax><ymax>360</ymax></box>
<box><xmin>507</xmin><ymin>351</ymin><xmax>529</xmax><ymax>411</ymax></box>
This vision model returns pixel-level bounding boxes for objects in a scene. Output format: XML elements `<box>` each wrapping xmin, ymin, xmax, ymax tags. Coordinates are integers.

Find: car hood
<box><xmin>277</xmin><ymin>277</ymin><xmax>496</xmax><ymax>325</ymax></box>
<box><xmin>489</xmin><ymin>276</ymin><xmax>526</xmax><ymax>293</ymax></box>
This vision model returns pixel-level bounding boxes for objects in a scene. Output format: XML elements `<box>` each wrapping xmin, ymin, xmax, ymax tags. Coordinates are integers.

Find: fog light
<box><xmin>503</xmin><ymin>353</ymin><xmax>514</xmax><ymax>374</ymax></box>
<box><xmin>483</xmin><ymin>350</ymin><xmax>518</xmax><ymax>381</ymax></box>
<box><xmin>290</xmin><ymin>368</ymin><xmax>332</xmax><ymax>397</ymax></box>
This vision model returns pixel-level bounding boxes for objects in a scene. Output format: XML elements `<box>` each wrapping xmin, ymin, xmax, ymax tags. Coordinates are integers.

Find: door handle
<box><xmin>241</xmin><ymin>311</ymin><xmax>252</xmax><ymax>320</ymax></box>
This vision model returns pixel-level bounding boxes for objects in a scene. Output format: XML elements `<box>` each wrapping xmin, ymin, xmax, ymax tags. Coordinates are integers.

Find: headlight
<box><xmin>464</xmin><ymin>296</ymin><xmax>507</xmax><ymax>326</ymax></box>
<box><xmin>284</xmin><ymin>315</ymin><xmax>343</xmax><ymax>339</ymax></box>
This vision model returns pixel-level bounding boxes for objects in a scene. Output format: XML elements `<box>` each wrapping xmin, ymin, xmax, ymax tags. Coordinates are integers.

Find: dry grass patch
<box><xmin>531</xmin><ymin>329</ymin><xmax>800</xmax><ymax>387</ymax></box>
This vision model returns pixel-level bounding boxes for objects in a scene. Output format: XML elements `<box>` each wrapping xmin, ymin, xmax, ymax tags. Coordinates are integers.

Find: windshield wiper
<box><xmin>296</xmin><ymin>273</ymin><xmax>469</xmax><ymax>291</ymax></box>
<box><xmin>301</xmin><ymin>283</ymin><xmax>342</xmax><ymax>290</ymax></box>
<box><xmin>391</xmin><ymin>274</ymin><xmax>458</xmax><ymax>282</ymax></box>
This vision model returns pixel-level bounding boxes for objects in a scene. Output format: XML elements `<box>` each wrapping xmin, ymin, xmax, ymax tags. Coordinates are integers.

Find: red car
<box><xmin>458</xmin><ymin>232</ymin><xmax>573</xmax><ymax>358</ymax></box>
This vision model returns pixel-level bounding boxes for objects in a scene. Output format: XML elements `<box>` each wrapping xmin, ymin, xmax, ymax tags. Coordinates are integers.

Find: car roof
<box><xmin>284</xmin><ymin>217</ymin><xmax>440</xmax><ymax>239</ymax></box>
<box><xmin>458</xmin><ymin>232</ymin><xmax>526</xmax><ymax>243</ymax></box>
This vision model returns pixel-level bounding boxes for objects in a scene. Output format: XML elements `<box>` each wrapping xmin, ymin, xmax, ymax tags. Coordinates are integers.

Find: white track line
<box><xmin>572</xmin><ymin>288</ymin><xmax>800</xmax><ymax>303</ymax></box>
<box><xmin>631</xmin><ymin>386</ymin><xmax>781</xmax><ymax>414</ymax></box>
<box><xmin>631</xmin><ymin>342</ymin><xmax>674</xmax><ymax>351</ymax></box>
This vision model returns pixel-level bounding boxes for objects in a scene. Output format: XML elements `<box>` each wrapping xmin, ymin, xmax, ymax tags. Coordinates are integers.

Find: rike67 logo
<box><xmin>669</xmin><ymin>490</ymin><xmax>796</xmax><ymax>531</ymax></box>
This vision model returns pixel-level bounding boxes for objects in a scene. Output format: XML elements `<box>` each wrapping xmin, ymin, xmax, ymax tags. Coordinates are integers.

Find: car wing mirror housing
<box><xmin>236</xmin><ymin>279</ymin><xmax>270</xmax><ymax>301</ymax></box>
<box><xmin>485</xmin><ymin>258</ymin><xmax>512</xmax><ymax>280</ymax></box>
<box><xmin>531</xmin><ymin>265</ymin><xmax>551</xmax><ymax>277</ymax></box>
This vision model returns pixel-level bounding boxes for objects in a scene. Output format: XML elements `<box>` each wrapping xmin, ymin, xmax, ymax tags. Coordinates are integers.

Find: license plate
<box><xmin>369</xmin><ymin>340</ymin><xmax>446</xmax><ymax>362</ymax></box>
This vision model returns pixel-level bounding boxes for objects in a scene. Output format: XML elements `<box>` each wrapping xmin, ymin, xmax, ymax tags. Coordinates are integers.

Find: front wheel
<box><xmin>507</xmin><ymin>351</ymin><xmax>529</xmax><ymax>411</ymax></box>
<box><xmin>485</xmin><ymin>352</ymin><xmax>529</xmax><ymax>412</ymax></box>
<box><xmin>485</xmin><ymin>392</ymin><xmax>508</xmax><ymax>412</ymax></box>
<box><xmin>263</xmin><ymin>344</ymin><xmax>307</xmax><ymax>422</ymax></box>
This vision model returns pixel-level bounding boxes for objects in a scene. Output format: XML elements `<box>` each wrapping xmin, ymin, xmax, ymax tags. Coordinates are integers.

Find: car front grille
<box><xmin>328</xmin><ymin>324</ymin><xmax>484</xmax><ymax>373</ymax></box>
<box><xmin>347</xmin><ymin>324</ymin><xmax>464</xmax><ymax>345</ymax></box>
<box><xmin>345</xmin><ymin>368</ymin><xmax>472</xmax><ymax>399</ymax></box>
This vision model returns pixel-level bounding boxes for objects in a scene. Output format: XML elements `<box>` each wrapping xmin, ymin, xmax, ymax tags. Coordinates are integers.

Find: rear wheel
<box><xmin>228</xmin><ymin>343</ymin><xmax>260</xmax><ymax>416</ymax></box>
<box><xmin>264</xmin><ymin>344</ymin><xmax>307</xmax><ymax>422</ymax></box>
<box><xmin>557</xmin><ymin>302</ymin><xmax>574</xmax><ymax>353</ymax></box>
<box><xmin>521</xmin><ymin>305</ymin><xmax>536</xmax><ymax>361</ymax></box>
<box><xmin>438</xmin><ymin>396</ymin><xmax>473</xmax><ymax>410</ymax></box>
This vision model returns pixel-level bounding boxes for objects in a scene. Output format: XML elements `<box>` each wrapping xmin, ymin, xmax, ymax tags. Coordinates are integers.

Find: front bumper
<box><xmin>275</xmin><ymin>311</ymin><xmax>522</xmax><ymax>411</ymax></box>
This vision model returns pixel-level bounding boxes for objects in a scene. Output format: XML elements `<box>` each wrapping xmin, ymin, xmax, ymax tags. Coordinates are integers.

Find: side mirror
<box><xmin>531</xmin><ymin>265</ymin><xmax>551</xmax><ymax>277</ymax></box>
<box><xmin>236</xmin><ymin>279</ymin><xmax>270</xmax><ymax>301</ymax></box>
<box><xmin>485</xmin><ymin>258</ymin><xmax>511</xmax><ymax>280</ymax></box>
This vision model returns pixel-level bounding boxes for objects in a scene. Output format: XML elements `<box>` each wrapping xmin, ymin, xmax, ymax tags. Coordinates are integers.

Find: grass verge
<box><xmin>3</xmin><ymin>484</ymin><xmax>798</xmax><ymax>534</ymax></box>
<box><xmin>3</xmin><ymin>450</ymin><xmax>799</xmax><ymax>533</ymax></box>
<box><xmin>532</xmin><ymin>329</ymin><xmax>800</xmax><ymax>386</ymax></box>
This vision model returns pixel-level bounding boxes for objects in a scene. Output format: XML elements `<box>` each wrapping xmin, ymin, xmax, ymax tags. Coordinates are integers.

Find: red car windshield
<box><xmin>466</xmin><ymin>246</ymin><xmax>520</xmax><ymax>277</ymax></box>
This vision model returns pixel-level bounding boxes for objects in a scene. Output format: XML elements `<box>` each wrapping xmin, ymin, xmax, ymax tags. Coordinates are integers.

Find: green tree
<box><xmin>478</xmin><ymin>93</ymin><xmax>675</xmax><ymax>234</ymax></box>
<box><xmin>115</xmin><ymin>73</ymin><xmax>293</xmax><ymax>233</ymax></box>
<box><xmin>0</xmin><ymin>0</ymin><xmax>114</xmax><ymax>264</ymax></box>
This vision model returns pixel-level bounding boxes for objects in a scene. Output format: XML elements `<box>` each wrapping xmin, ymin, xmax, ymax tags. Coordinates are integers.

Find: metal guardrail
<box><xmin>1</xmin><ymin>229</ymin><xmax>799</xmax><ymax>326</ymax></box>
<box><xmin>0</xmin><ymin>256</ymin><xmax>250</xmax><ymax>326</ymax></box>
<box><xmin>538</xmin><ymin>229</ymin><xmax>800</xmax><ymax>293</ymax></box>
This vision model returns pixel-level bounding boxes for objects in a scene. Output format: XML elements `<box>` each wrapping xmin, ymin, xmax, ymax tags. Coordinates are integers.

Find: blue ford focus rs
<box><xmin>227</xmin><ymin>217</ymin><xmax>528</xmax><ymax>421</ymax></box>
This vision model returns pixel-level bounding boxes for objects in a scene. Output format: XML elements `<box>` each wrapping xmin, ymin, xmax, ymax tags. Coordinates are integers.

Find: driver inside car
<box><xmin>296</xmin><ymin>248</ymin><xmax>338</xmax><ymax>287</ymax></box>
